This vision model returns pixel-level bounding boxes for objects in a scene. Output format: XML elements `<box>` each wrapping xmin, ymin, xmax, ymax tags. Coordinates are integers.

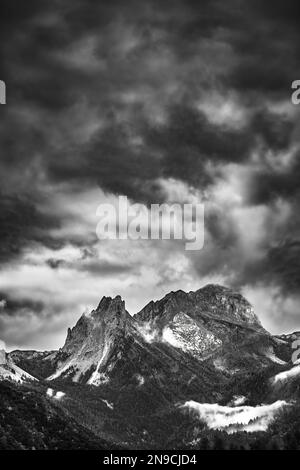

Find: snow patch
<box><xmin>136</xmin><ymin>322</ymin><xmax>158</xmax><ymax>343</ymax></box>
<box><xmin>46</xmin><ymin>388</ymin><xmax>66</xmax><ymax>400</ymax></box>
<box><xmin>48</xmin><ymin>360</ymin><xmax>74</xmax><ymax>381</ymax></box>
<box><xmin>101</xmin><ymin>399</ymin><xmax>114</xmax><ymax>410</ymax></box>
<box><xmin>272</xmin><ymin>365</ymin><xmax>300</xmax><ymax>384</ymax></box>
<box><xmin>162</xmin><ymin>313</ymin><xmax>222</xmax><ymax>359</ymax></box>
<box><xmin>49</xmin><ymin>341</ymin><xmax>112</xmax><ymax>386</ymax></box>
<box><xmin>213</xmin><ymin>358</ymin><xmax>227</xmax><ymax>372</ymax></box>
<box><xmin>232</xmin><ymin>395</ymin><xmax>247</xmax><ymax>406</ymax></box>
<box><xmin>265</xmin><ymin>350</ymin><xmax>287</xmax><ymax>365</ymax></box>
<box><xmin>273</xmin><ymin>337</ymin><xmax>288</xmax><ymax>345</ymax></box>
<box><xmin>0</xmin><ymin>357</ymin><xmax>37</xmax><ymax>384</ymax></box>
<box><xmin>162</xmin><ymin>327</ymin><xmax>184</xmax><ymax>349</ymax></box>
<box><xmin>182</xmin><ymin>400</ymin><xmax>289</xmax><ymax>434</ymax></box>
<box><xmin>213</xmin><ymin>358</ymin><xmax>239</xmax><ymax>375</ymax></box>
<box><xmin>89</xmin><ymin>372</ymin><xmax>109</xmax><ymax>386</ymax></box>
<box><xmin>88</xmin><ymin>344</ymin><xmax>110</xmax><ymax>385</ymax></box>
<box><xmin>136</xmin><ymin>374</ymin><xmax>145</xmax><ymax>386</ymax></box>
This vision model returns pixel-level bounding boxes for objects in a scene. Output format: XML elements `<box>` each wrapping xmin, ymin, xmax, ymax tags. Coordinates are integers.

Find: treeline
<box><xmin>0</xmin><ymin>381</ymin><xmax>110</xmax><ymax>450</ymax></box>
<box><xmin>169</xmin><ymin>405</ymin><xmax>300</xmax><ymax>450</ymax></box>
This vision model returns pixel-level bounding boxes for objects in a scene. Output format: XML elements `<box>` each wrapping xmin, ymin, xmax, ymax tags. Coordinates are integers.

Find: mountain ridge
<box><xmin>43</xmin><ymin>284</ymin><xmax>268</xmax><ymax>386</ymax></box>
<box><xmin>2</xmin><ymin>283</ymin><xmax>300</xmax><ymax>449</ymax></box>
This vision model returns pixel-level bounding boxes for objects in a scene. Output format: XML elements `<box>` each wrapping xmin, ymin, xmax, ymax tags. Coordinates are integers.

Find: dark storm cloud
<box><xmin>0</xmin><ymin>289</ymin><xmax>71</xmax><ymax>350</ymax></box>
<box><xmin>247</xmin><ymin>158</ymin><xmax>300</xmax><ymax>205</ymax></box>
<box><xmin>225</xmin><ymin>1</ymin><xmax>300</xmax><ymax>98</ymax></box>
<box><xmin>45</xmin><ymin>255</ymin><xmax>133</xmax><ymax>276</ymax></box>
<box><xmin>0</xmin><ymin>293</ymin><xmax>45</xmax><ymax>317</ymax></box>
<box><xmin>146</xmin><ymin>104</ymin><xmax>252</xmax><ymax>183</ymax></box>
<box><xmin>0</xmin><ymin>0</ymin><xmax>82</xmax><ymax>109</ymax></box>
<box><xmin>77</xmin><ymin>260</ymin><xmax>133</xmax><ymax>276</ymax></box>
<box><xmin>250</xmin><ymin>110</ymin><xmax>294</xmax><ymax>152</ymax></box>
<box><xmin>47</xmin><ymin>119</ymin><xmax>164</xmax><ymax>204</ymax></box>
<box><xmin>46</xmin><ymin>258</ymin><xmax>66</xmax><ymax>270</ymax></box>
<box><xmin>47</xmin><ymin>104</ymin><xmax>254</xmax><ymax>201</ymax></box>
<box><xmin>45</xmin><ymin>102</ymin><xmax>295</xmax><ymax>205</ymax></box>
<box><xmin>1</xmin><ymin>0</ymin><xmax>297</xmax><ymax>195</ymax></box>
<box><xmin>235</xmin><ymin>240</ymin><xmax>300</xmax><ymax>295</ymax></box>
<box><xmin>146</xmin><ymin>105</ymin><xmax>295</xmax><ymax>187</ymax></box>
<box><xmin>0</xmin><ymin>0</ymin><xmax>300</xmax><ymax>316</ymax></box>
<box><xmin>0</xmin><ymin>193</ymin><xmax>60</xmax><ymax>263</ymax></box>
<box><xmin>264</xmin><ymin>241</ymin><xmax>300</xmax><ymax>294</ymax></box>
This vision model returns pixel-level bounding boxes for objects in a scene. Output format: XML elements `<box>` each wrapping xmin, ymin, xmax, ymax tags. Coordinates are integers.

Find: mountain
<box><xmin>134</xmin><ymin>284</ymin><xmax>267</xmax><ymax>365</ymax></box>
<box><xmin>135</xmin><ymin>284</ymin><xmax>262</xmax><ymax>328</ymax></box>
<box><xmin>9</xmin><ymin>350</ymin><xmax>57</xmax><ymax>380</ymax></box>
<box><xmin>45</xmin><ymin>285</ymin><xmax>282</xmax><ymax>390</ymax></box>
<box><xmin>0</xmin><ymin>349</ymin><xmax>37</xmax><ymax>384</ymax></box>
<box><xmin>47</xmin><ymin>295</ymin><xmax>140</xmax><ymax>385</ymax></box>
<box><xmin>4</xmin><ymin>284</ymin><xmax>300</xmax><ymax>449</ymax></box>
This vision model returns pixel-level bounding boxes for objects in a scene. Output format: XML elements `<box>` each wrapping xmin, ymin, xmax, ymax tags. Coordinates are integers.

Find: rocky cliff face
<box><xmin>5</xmin><ymin>284</ymin><xmax>300</xmax><ymax>450</ymax></box>
<box><xmin>135</xmin><ymin>284</ymin><xmax>262</xmax><ymax>330</ymax></box>
<box><xmin>4</xmin><ymin>284</ymin><xmax>300</xmax><ymax>450</ymax></box>
<box><xmin>0</xmin><ymin>349</ymin><xmax>36</xmax><ymax>383</ymax></box>
<box><xmin>48</xmin><ymin>295</ymin><xmax>138</xmax><ymax>385</ymax></box>
<box><xmin>133</xmin><ymin>284</ymin><xmax>265</xmax><ymax>362</ymax></box>
<box><xmin>46</xmin><ymin>284</ymin><xmax>270</xmax><ymax>391</ymax></box>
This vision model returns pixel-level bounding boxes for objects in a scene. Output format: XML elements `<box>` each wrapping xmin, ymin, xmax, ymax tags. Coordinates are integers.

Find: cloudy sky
<box><xmin>0</xmin><ymin>0</ymin><xmax>300</xmax><ymax>351</ymax></box>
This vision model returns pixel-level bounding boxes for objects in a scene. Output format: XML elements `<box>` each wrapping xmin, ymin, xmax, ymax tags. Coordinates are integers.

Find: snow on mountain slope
<box><xmin>87</xmin><ymin>342</ymin><xmax>110</xmax><ymax>385</ymax></box>
<box><xmin>46</xmin><ymin>388</ymin><xmax>66</xmax><ymax>400</ymax></box>
<box><xmin>231</xmin><ymin>395</ymin><xmax>247</xmax><ymax>406</ymax></box>
<box><xmin>272</xmin><ymin>365</ymin><xmax>300</xmax><ymax>384</ymax></box>
<box><xmin>0</xmin><ymin>349</ymin><xmax>37</xmax><ymax>384</ymax></box>
<box><xmin>47</xmin><ymin>295</ymin><xmax>137</xmax><ymax>384</ymax></box>
<box><xmin>266</xmin><ymin>352</ymin><xmax>287</xmax><ymax>365</ymax></box>
<box><xmin>47</xmin><ymin>285</ymin><xmax>274</xmax><ymax>389</ymax></box>
<box><xmin>183</xmin><ymin>400</ymin><xmax>289</xmax><ymax>434</ymax></box>
<box><xmin>101</xmin><ymin>399</ymin><xmax>114</xmax><ymax>410</ymax></box>
<box><xmin>162</xmin><ymin>312</ymin><xmax>222</xmax><ymax>359</ymax></box>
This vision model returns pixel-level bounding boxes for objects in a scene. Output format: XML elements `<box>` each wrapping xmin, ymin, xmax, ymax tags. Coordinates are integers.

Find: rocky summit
<box><xmin>47</xmin><ymin>295</ymin><xmax>136</xmax><ymax>385</ymax></box>
<box><xmin>45</xmin><ymin>285</ymin><xmax>266</xmax><ymax>388</ymax></box>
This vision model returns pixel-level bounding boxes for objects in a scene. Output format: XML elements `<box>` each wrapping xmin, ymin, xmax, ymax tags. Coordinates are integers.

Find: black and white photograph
<box><xmin>1</xmin><ymin>0</ymin><xmax>300</xmax><ymax>456</ymax></box>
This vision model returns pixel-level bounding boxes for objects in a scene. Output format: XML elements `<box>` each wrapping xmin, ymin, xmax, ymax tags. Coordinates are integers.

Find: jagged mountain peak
<box><xmin>47</xmin><ymin>283</ymin><xmax>266</xmax><ymax>386</ymax></box>
<box><xmin>96</xmin><ymin>295</ymin><xmax>124</xmax><ymax>312</ymax></box>
<box><xmin>194</xmin><ymin>283</ymin><xmax>247</xmax><ymax>303</ymax></box>
<box><xmin>135</xmin><ymin>283</ymin><xmax>261</xmax><ymax>330</ymax></box>
<box><xmin>62</xmin><ymin>296</ymin><xmax>131</xmax><ymax>354</ymax></box>
<box><xmin>195</xmin><ymin>283</ymin><xmax>232</xmax><ymax>294</ymax></box>
<box><xmin>48</xmin><ymin>295</ymin><xmax>134</xmax><ymax>384</ymax></box>
<box><xmin>93</xmin><ymin>295</ymin><xmax>128</xmax><ymax>322</ymax></box>
<box><xmin>64</xmin><ymin>295</ymin><xmax>128</xmax><ymax>339</ymax></box>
